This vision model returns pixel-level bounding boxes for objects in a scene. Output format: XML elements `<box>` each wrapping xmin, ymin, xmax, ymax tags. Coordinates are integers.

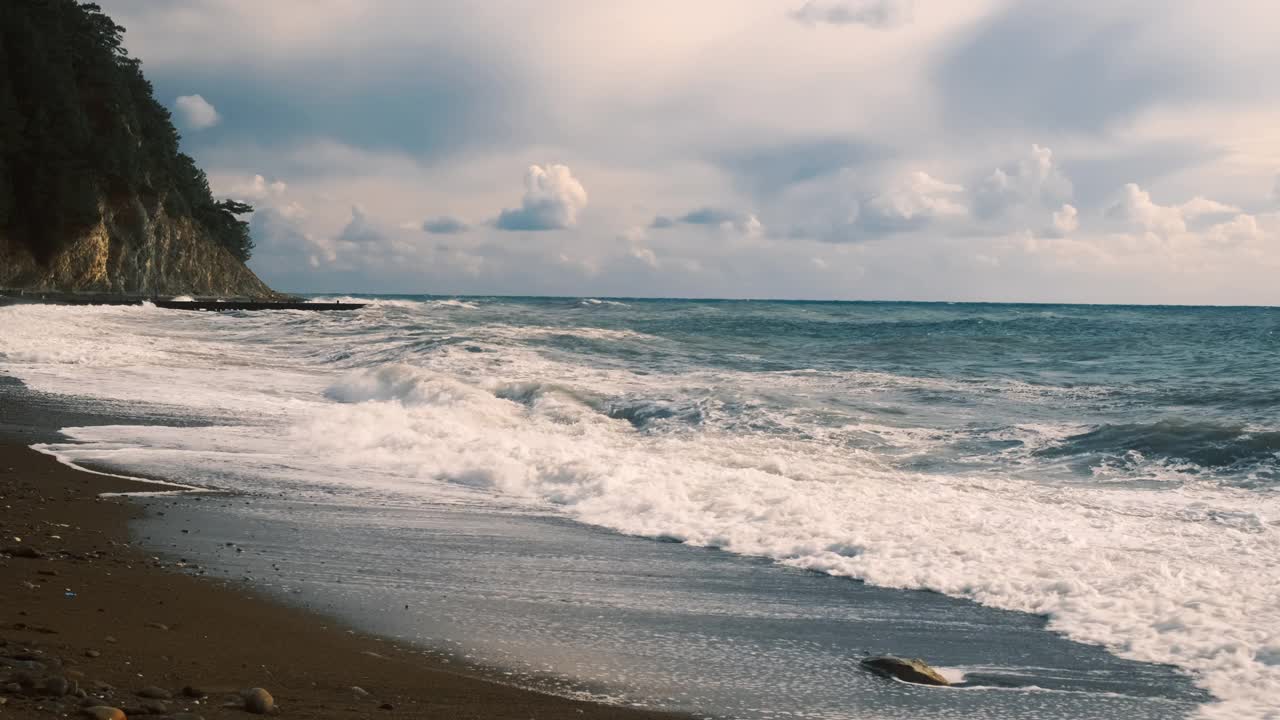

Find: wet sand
<box><xmin>0</xmin><ymin>439</ymin><xmax>682</xmax><ymax>719</ymax></box>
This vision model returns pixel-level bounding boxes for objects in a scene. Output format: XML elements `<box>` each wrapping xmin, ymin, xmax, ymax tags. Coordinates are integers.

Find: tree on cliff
<box><xmin>0</xmin><ymin>0</ymin><xmax>255</xmax><ymax>263</ymax></box>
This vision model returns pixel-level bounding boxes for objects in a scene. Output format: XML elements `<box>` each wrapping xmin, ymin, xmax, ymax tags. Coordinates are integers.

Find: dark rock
<box><xmin>140</xmin><ymin>699</ymin><xmax>170</xmax><ymax>713</ymax></box>
<box><xmin>45</xmin><ymin>675</ymin><xmax>73</xmax><ymax>696</ymax></box>
<box><xmin>860</xmin><ymin>656</ymin><xmax>951</xmax><ymax>686</ymax></box>
<box><xmin>379</xmin><ymin>702</ymin><xmax>394</xmax><ymax>710</ymax></box>
<box><xmin>180</xmin><ymin>685</ymin><xmax>205</xmax><ymax>698</ymax></box>
<box><xmin>137</xmin><ymin>685</ymin><xmax>171</xmax><ymax>699</ymax></box>
<box><xmin>143</xmin><ymin>623</ymin><xmax>169</xmax><ymax>631</ymax></box>
<box><xmin>84</xmin><ymin>650</ymin><xmax>100</xmax><ymax>659</ymax></box>
<box><xmin>3</xmin><ymin>545</ymin><xmax>43</xmax><ymax>559</ymax></box>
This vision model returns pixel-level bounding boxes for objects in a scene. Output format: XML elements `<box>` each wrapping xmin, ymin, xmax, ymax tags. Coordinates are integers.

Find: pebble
<box><xmin>45</xmin><ymin>675</ymin><xmax>72</xmax><ymax>696</ymax></box>
<box><xmin>351</xmin><ymin>685</ymin><xmax>371</xmax><ymax>697</ymax></box>
<box><xmin>181</xmin><ymin>685</ymin><xmax>205</xmax><ymax>698</ymax></box>
<box><xmin>141</xmin><ymin>699</ymin><xmax>170</xmax><ymax>713</ymax></box>
<box><xmin>144</xmin><ymin>622</ymin><xmax>169</xmax><ymax>631</ymax></box>
<box><xmin>379</xmin><ymin>702</ymin><xmax>395</xmax><ymax>710</ymax></box>
<box><xmin>84</xmin><ymin>650</ymin><xmax>100</xmax><ymax>658</ymax></box>
<box><xmin>137</xmin><ymin>685</ymin><xmax>171</xmax><ymax>699</ymax></box>
<box><xmin>171</xmin><ymin>714</ymin><xmax>205</xmax><ymax>720</ymax></box>
<box><xmin>242</xmin><ymin>687</ymin><xmax>274</xmax><ymax>714</ymax></box>
<box><xmin>80</xmin><ymin>707</ymin><xmax>126</xmax><ymax>720</ymax></box>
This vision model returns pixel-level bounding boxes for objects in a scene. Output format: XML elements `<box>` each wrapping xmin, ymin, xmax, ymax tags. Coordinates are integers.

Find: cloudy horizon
<box><xmin>102</xmin><ymin>0</ymin><xmax>1280</xmax><ymax>304</ymax></box>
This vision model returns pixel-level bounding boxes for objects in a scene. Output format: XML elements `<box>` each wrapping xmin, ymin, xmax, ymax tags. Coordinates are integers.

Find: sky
<box><xmin>101</xmin><ymin>0</ymin><xmax>1280</xmax><ymax>304</ymax></box>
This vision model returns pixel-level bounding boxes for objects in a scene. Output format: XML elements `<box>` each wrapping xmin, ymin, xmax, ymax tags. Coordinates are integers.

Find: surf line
<box><xmin>30</xmin><ymin>442</ymin><xmax>220</xmax><ymax>497</ymax></box>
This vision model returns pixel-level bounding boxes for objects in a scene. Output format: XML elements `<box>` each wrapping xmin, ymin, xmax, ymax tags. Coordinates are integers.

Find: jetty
<box><xmin>0</xmin><ymin>292</ymin><xmax>365</xmax><ymax>311</ymax></box>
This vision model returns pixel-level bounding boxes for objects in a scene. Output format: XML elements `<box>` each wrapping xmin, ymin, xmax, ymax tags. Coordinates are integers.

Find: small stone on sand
<box><xmin>242</xmin><ymin>687</ymin><xmax>274</xmax><ymax>714</ymax></box>
<box><xmin>137</xmin><ymin>685</ymin><xmax>171</xmax><ymax>699</ymax></box>
<box><xmin>80</xmin><ymin>707</ymin><xmax>126</xmax><ymax>720</ymax></box>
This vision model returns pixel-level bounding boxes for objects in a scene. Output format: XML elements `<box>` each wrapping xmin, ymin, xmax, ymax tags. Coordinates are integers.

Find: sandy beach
<box><xmin>0</xmin><ymin>436</ymin><xmax>682</xmax><ymax>719</ymax></box>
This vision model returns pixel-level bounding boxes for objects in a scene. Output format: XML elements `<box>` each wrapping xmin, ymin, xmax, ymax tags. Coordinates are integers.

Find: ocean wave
<box><xmin>306</xmin><ymin>296</ymin><xmax>426</xmax><ymax>309</ymax></box>
<box><xmin>1035</xmin><ymin>419</ymin><xmax>1280</xmax><ymax>474</ymax></box>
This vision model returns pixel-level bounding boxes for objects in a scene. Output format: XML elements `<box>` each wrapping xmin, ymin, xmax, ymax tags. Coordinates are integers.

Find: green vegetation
<box><xmin>0</xmin><ymin>0</ymin><xmax>254</xmax><ymax>262</ymax></box>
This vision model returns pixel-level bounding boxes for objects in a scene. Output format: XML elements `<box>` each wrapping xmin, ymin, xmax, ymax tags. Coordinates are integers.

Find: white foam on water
<box><xmin>2</xmin><ymin>302</ymin><xmax>1277</xmax><ymax>719</ymax></box>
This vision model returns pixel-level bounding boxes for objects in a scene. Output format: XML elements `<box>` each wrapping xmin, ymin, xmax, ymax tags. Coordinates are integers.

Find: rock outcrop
<box><xmin>860</xmin><ymin>656</ymin><xmax>952</xmax><ymax>686</ymax></box>
<box><xmin>0</xmin><ymin>199</ymin><xmax>276</xmax><ymax>299</ymax></box>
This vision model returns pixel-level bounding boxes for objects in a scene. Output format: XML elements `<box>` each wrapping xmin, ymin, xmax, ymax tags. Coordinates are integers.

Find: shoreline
<box><xmin>0</xmin><ymin>436</ymin><xmax>685</xmax><ymax>719</ymax></box>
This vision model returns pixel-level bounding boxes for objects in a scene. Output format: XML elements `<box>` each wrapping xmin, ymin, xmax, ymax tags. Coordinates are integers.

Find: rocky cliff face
<box><xmin>0</xmin><ymin>198</ymin><xmax>277</xmax><ymax>298</ymax></box>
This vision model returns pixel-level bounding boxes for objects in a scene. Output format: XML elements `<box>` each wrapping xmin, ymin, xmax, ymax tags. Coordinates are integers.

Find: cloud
<box><xmin>1049</xmin><ymin>203</ymin><xmax>1079</xmax><ymax>236</ymax></box>
<box><xmin>174</xmin><ymin>94</ymin><xmax>221</xmax><ymax>130</ymax></box>
<box><xmin>790</xmin><ymin>0</ymin><xmax>912</xmax><ymax>29</ymax></box>
<box><xmin>422</xmin><ymin>217</ymin><xmax>471</xmax><ymax>234</ymax></box>
<box><xmin>494</xmin><ymin>164</ymin><xmax>588</xmax><ymax>231</ymax></box>
<box><xmin>1108</xmin><ymin>183</ymin><xmax>1240</xmax><ymax>236</ymax></box>
<box><xmin>651</xmin><ymin>207</ymin><xmax>763</xmax><ymax>236</ymax></box>
<box><xmin>975</xmin><ymin>144</ymin><xmax>1073</xmax><ymax>218</ymax></box>
<box><xmin>932</xmin><ymin>5</ymin><xmax>1194</xmax><ymax>133</ymax></box>
<box><xmin>861</xmin><ymin>171</ymin><xmax>966</xmax><ymax>231</ymax></box>
<box><xmin>337</xmin><ymin>206</ymin><xmax>386</xmax><ymax>245</ymax></box>
<box><xmin>249</xmin><ymin>206</ymin><xmax>333</xmax><ymax>271</ymax></box>
<box><xmin>221</xmin><ymin>174</ymin><xmax>287</xmax><ymax>201</ymax></box>
<box><xmin>715</xmin><ymin>138</ymin><xmax>883</xmax><ymax>197</ymax></box>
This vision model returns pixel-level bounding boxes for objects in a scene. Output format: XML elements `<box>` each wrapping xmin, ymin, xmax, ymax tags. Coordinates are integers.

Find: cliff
<box><xmin>0</xmin><ymin>0</ymin><xmax>278</xmax><ymax>299</ymax></box>
<box><xmin>0</xmin><ymin>199</ymin><xmax>276</xmax><ymax>298</ymax></box>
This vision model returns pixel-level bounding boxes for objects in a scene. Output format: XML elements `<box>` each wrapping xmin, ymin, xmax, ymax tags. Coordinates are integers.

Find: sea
<box><xmin>1</xmin><ymin>297</ymin><xmax>1276</xmax><ymax>720</ymax></box>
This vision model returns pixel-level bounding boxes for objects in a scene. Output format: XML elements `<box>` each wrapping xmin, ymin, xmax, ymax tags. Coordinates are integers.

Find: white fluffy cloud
<box><xmin>174</xmin><ymin>94</ymin><xmax>221</xmax><ymax>130</ymax></box>
<box><xmin>975</xmin><ymin>144</ymin><xmax>1073</xmax><ymax>218</ymax></box>
<box><xmin>862</xmin><ymin>171</ymin><xmax>966</xmax><ymax>230</ymax></box>
<box><xmin>223</xmin><ymin>174</ymin><xmax>287</xmax><ymax>201</ymax></box>
<box><xmin>495</xmin><ymin>164</ymin><xmax>589</xmax><ymax>231</ymax></box>
<box><xmin>1108</xmin><ymin>184</ymin><xmax>1240</xmax><ymax>237</ymax></box>
<box><xmin>1051</xmin><ymin>204</ymin><xmax>1080</xmax><ymax>236</ymax></box>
